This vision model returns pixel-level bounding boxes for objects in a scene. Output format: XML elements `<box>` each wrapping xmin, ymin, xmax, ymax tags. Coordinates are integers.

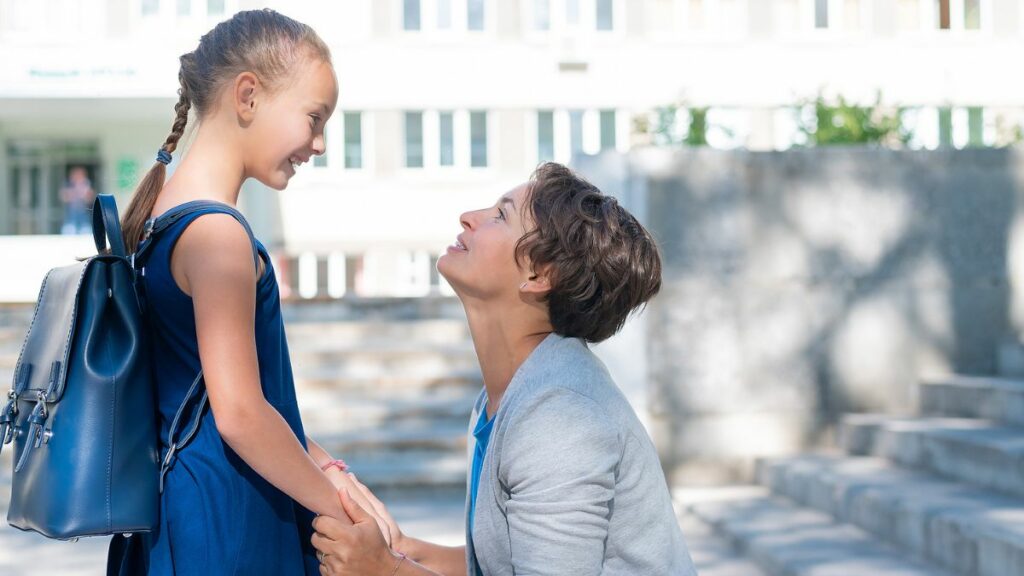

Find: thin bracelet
<box><xmin>320</xmin><ymin>458</ymin><xmax>349</xmax><ymax>473</ymax></box>
<box><xmin>389</xmin><ymin>553</ymin><xmax>407</xmax><ymax>576</ymax></box>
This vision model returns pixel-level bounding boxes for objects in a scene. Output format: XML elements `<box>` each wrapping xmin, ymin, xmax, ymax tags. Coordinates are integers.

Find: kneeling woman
<box><xmin>313</xmin><ymin>163</ymin><xmax>696</xmax><ymax>576</ymax></box>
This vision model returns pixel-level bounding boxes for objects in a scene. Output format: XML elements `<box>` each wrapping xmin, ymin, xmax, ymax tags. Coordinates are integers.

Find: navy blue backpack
<box><xmin>2</xmin><ymin>195</ymin><xmax>160</xmax><ymax>540</ymax></box>
<box><xmin>2</xmin><ymin>194</ymin><xmax>253</xmax><ymax>538</ymax></box>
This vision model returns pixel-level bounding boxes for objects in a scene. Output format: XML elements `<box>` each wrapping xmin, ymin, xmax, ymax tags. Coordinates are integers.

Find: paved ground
<box><xmin>0</xmin><ymin>486</ymin><xmax>467</xmax><ymax>576</ymax></box>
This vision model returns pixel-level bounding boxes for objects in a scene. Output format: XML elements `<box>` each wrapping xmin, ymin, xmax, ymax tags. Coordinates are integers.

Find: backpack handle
<box><xmin>92</xmin><ymin>194</ymin><xmax>127</xmax><ymax>258</ymax></box>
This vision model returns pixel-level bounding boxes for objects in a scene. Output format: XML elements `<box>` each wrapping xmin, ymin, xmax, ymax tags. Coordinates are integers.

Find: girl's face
<box><xmin>245</xmin><ymin>56</ymin><xmax>338</xmax><ymax>190</ymax></box>
<box><xmin>437</xmin><ymin>183</ymin><xmax>535</xmax><ymax>300</ymax></box>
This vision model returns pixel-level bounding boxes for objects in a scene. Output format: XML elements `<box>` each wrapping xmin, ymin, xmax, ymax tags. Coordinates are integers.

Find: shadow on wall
<box><xmin>593</xmin><ymin>147</ymin><xmax>1022</xmax><ymax>485</ymax></box>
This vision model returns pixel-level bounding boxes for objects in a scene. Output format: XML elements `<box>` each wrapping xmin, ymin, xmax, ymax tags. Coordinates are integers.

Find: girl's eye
<box><xmin>309</xmin><ymin>114</ymin><xmax>321</xmax><ymax>127</ymax></box>
<box><xmin>494</xmin><ymin>208</ymin><xmax>506</xmax><ymax>222</ymax></box>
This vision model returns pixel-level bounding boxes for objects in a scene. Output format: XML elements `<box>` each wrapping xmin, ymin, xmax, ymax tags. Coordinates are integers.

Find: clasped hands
<box><xmin>314</xmin><ymin>470</ymin><xmax>408</xmax><ymax>576</ymax></box>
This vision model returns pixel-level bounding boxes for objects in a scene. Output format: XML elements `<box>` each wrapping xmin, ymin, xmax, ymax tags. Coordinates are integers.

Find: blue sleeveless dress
<box><xmin>140</xmin><ymin>203</ymin><xmax>319</xmax><ymax>575</ymax></box>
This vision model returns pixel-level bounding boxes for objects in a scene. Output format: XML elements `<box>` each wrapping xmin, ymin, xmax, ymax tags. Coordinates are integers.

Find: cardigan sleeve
<box><xmin>499</xmin><ymin>387</ymin><xmax>620</xmax><ymax>576</ymax></box>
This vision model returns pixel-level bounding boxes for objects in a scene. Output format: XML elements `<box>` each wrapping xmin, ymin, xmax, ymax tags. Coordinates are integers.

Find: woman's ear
<box><xmin>519</xmin><ymin>267</ymin><xmax>552</xmax><ymax>296</ymax></box>
<box><xmin>234</xmin><ymin>71</ymin><xmax>260</xmax><ymax>123</ymax></box>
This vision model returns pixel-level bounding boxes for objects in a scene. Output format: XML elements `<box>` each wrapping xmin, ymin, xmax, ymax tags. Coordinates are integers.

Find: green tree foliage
<box><xmin>634</xmin><ymin>105</ymin><xmax>710</xmax><ymax>147</ymax></box>
<box><xmin>797</xmin><ymin>94</ymin><xmax>912</xmax><ymax>147</ymax></box>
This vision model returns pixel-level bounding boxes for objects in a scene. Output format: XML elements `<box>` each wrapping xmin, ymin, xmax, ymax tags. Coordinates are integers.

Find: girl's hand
<box><xmin>312</xmin><ymin>488</ymin><xmax>403</xmax><ymax>576</ymax></box>
<box><xmin>324</xmin><ymin>467</ymin><xmax>393</xmax><ymax>548</ymax></box>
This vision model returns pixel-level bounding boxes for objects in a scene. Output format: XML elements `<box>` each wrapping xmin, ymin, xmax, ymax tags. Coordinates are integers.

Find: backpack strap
<box><xmin>133</xmin><ymin>200</ymin><xmax>260</xmax><ymax>272</ymax></box>
<box><xmin>92</xmin><ymin>195</ymin><xmax>128</xmax><ymax>258</ymax></box>
<box><xmin>133</xmin><ymin>201</ymin><xmax>262</xmax><ymax>493</ymax></box>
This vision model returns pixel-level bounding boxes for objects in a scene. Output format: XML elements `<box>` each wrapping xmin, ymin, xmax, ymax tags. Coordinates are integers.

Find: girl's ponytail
<box><xmin>121</xmin><ymin>70</ymin><xmax>192</xmax><ymax>252</ymax></box>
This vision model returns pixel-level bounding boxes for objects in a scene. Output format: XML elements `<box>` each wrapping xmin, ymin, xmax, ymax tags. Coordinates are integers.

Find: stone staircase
<box><xmin>678</xmin><ymin>374</ymin><xmax>1024</xmax><ymax>576</ymax></box>
<box><xmin>285</xmin><ymin>304</ymin><xmax>479</xmax><ymax>497</ymax></box>
<box><xmin>0</xmin><ymin>298</ymin><xmax>479</xmax><ymax>506</ymax></box>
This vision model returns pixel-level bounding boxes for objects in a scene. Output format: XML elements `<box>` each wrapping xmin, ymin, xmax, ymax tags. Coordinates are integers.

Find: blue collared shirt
<box><xmin>469</xmin><ymin>403</ymin><xmax>494</xmax><ymax>575</ymax></box>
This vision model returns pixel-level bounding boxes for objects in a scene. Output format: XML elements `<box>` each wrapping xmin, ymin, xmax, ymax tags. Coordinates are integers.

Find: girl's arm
<box><xmin>307</xmin><ymin>436</ymin><xmax>393</xmax><ymax>545</ymax></box>
<box><xmin>177</xmin><ymin>214</ymin><xmax>348</xmax><ymax>521</ymax></box>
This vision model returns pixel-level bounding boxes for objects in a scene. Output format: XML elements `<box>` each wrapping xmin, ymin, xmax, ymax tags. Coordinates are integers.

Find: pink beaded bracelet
<box><xmin>320</xmin><ymin>458</ymin><xmax>349</xmax><ymax>473</ymax></box>
<box><xmin>390</xmin><ymin>552</ymin><xmax>407</xmax><ymax>576</ymax></box>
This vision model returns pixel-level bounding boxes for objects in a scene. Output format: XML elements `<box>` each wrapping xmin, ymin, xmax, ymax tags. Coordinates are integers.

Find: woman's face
<box><xmin>437</xmin><ymin>183</ymin><xmax>533</xmax><ymax>300</ymax></box>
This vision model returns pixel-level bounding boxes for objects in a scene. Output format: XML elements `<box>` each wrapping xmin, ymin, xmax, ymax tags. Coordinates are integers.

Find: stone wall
<box><xmin>577</xmin><ymin>147</ymin><xmax>1024</xmax><ymax>484</ymax></box>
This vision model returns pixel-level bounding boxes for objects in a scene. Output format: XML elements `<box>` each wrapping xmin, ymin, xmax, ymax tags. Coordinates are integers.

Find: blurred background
<box><xmin>2</xmin><ymin>1</ymin><xmax>1024</xmax><ymax>575</ymax></box>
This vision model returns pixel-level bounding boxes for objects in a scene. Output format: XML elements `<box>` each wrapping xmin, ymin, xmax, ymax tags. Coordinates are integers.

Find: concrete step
<box><xmin>676</xmin><ymin>514</ymin><xmax>770</xmax><ymax>576</ymax></box>
<box><xmin>341</xmin><ymin>450</ymin><xmax>467</xmax><ymax>495</ymax></box>
<box><xmin>683</xmin><ymin>486</ymin><xmax>951</xmax><ymax>576</ymax></box>
<box><xmin>312</xmin><ymin>420</ymin><xmax>467</xmax><ymax>456</ymax></box>
<box><xmin>756</xmin><ymin>454</ymin><xmax>1024</xmax><ymax>576</ymax></box>
<box><xmin>839</xmin><ymin>414</ymin><xmax>1024</xmax><ymax>498</ymax></box>
<box><xmin>289</xmin><ymin>345</ymin><xmax>479</xmax><ymax>380</ymax></box>
<box><xmin>280</xmin><ymin>297</ymin><xmax>465</xmax><ymax>323</ymax></box>
<box><xmin>298</xmin><ymin>388</ymin><xmax>477</xmax><ymax>430</ymax></box>
<box><xmin>284</xmin><ymin>319</ymin><xmax>470</xmax><ymax>347</ymax></box>
<box><xmin>920</xmin><ymin>374</ymin><xmax>1024</xmax><ymax>427</ymax></box>
<box><xmin>295</xmin><ymin>370</ymin><xmax>482</xmax><ymax>394</ymax></box>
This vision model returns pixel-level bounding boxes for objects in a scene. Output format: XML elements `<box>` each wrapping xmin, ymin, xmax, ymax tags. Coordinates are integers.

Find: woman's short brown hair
<box><xmin>516</xmin><ymin>163</ymin><xmax>662</xmax><ymax>343</ymax></box>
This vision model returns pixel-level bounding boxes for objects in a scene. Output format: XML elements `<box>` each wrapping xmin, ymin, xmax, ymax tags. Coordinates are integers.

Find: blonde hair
<box><xmin>121</xmin><ymin>8</ymin><xmax>331</xmax><ymax>251</ymax></box>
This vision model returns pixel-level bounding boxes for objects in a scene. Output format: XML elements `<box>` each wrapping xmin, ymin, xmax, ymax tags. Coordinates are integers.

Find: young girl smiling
<box><xmin>119</xmin><ymin>9</ymin><xmax>382</xmax><ymax>575</ymax></box>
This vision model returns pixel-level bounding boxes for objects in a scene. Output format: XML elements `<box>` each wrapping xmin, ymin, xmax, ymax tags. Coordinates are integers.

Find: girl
<box><xmin>311</xmin><ymin>163</ymin><xmax>697</xmax><ymax>576</ymax></box>
<box><xmin>119</xmin><ymin>9</ymin><xmax>382</xmax><ymax>575</ymax></box>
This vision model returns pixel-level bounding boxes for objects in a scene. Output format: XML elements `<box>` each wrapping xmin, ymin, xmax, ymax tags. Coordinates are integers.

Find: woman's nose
<box><xmin>459</xmin><ymin>211</ymin><xmax>473</xmax><ymax>230</ymax></box>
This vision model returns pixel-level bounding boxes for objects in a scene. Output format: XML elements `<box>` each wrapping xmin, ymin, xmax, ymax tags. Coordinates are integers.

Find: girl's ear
<box><xmin>234</xmin><ymin>71</ymin><xmax>260</xmax><ymax>123</ymax></box>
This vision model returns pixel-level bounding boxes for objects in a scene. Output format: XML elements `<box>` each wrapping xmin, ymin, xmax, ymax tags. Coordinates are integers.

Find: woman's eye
<box><xmin>494</xmin><ymin>208</ymin><xmax>506</xmax><ymax>221</ymax></box>
<box><xmin>309</xmin><ymin>115</ymin><xmax>320</xmax><ymax>127</ymax></box>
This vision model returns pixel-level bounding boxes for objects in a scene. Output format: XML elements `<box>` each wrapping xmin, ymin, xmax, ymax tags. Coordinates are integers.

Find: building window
<box><xmin>936</xmin><ymin>0</ymin><xmax>951</xmax><ymax>29</ymax></box>
<box><xmin>966</xmin><ymin>107</ymin><xmax>984</xmax><ymax>146</ymax></box>
<box><xmin>314</xmin><ymin>134</ymin><xmax>329</xmax><ymax>168</ymax></box>
<box><xmin>439</xmin><ymin>112</ymin><xmax>455</xmax><ymax>167</ymax></box>
<box><xmin>938</xmin><ymin>107</ymin><xmax>953</xmax><ymax>146</ymax></box>
<box><xmin>538</xmin><ymin>111</ymin><xmax>555</xmax><ymax>163</ymax></box>
<box><xmin>534</xmin><ymin>0</ymin><xmax>551</xmax><ymax>30</ymax></box>
<box><xmin>566</xmin><ymin>0</ymin><xmax>581</xmax><ymax>26</ymax></box>
<box><xmin>596</xmin><ymin>0</ymin><xmax>614</xmax><ymax>30</ymax></box>
<box><xmin>688</xmin><ymin>0</ymin><xmax>706</xmax><ymax>31</ymax></box>
<box><xmin>569</xmin><ymin>110</ymin><xmax>585</xmax><ymax>158</ymax></box>
<box><xmin>344</xmin><ymin>112</ymin><xmax>363</xmax><ymax>169</ymax></box>
<box><xmin>438</xmin><ymin>0</ymin><xmax>452</xmax><ymax>29</ymax></box>
<box><xmin>468</xmin><ymin>0</ymin><xmax>485</xmax><ymax>30</ymax></box>
<box><xmin>404</xmin><ymin>0</ymin><xmax>421</xmax><ymax>30</ymax></box>
<box><xmin>599</xmin><ymin>110</ymin><xmax>616</xmax><ymax>150</ymax></box>
<box><xmin>470</xmin><ymin>111</ymin><xmax>488</xmax><ymax>168</ymax></box>
<box><xmin>405</xmin><ymin>112</ymin><xmax>424</xmax><ymax>168</ymax></box>
<box><xmin>141</xmin><ymin>0</ymin><xmax>160</xmax><ymax>16</ymax></box>
<box><xmin>207</xmin><ymin>0</ymin><xmax>225</xmax><ymax>16</ymax></box>
<box><xmin>964</xmin><ymin>0</ymin><xmax>981</xmax><ymax>29</ymax></box>
<box><xmin>814</xmin><ymin>0</ymin><xmax>829</xmax><ymax>28</ymax></box>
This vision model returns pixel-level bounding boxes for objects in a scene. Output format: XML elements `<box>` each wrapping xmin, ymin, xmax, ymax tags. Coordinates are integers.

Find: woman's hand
<box><xmin>324</xmin><ymin>468</ymin><xmax>393</xmax><ymax>548</ymax></box>
<box><xmin>347</xmin><ymin>472</ymin><xmax>406</xmax><ymax>554</ymax></box>
<box><xmin>312</xmin><ymin>488</ymin><xmax>404</xmax><ymax>576</ymax></box>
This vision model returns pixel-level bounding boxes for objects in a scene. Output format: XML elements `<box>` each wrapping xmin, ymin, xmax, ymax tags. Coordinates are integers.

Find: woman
<box><xmin>311</xmin><ymin>163</ymin><xmax>696</xmax><ymax>576</ymax></box>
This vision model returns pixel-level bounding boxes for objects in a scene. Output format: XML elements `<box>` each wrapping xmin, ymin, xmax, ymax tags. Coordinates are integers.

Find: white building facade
<box><xmin>0</xmin><ymin>0</ymin><xmax>1021</xmax><ymax>301</ymax></box>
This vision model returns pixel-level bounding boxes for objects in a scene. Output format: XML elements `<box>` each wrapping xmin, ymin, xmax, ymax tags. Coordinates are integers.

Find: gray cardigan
<box><xmin>465</xmin><ymin>334</ymin><xmax>696</xmax><ymax>576</ymax></box>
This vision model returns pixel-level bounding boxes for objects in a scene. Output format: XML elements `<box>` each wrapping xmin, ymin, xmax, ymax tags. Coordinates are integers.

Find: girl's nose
<box><xmin>311</xmin><ymin>133</ymin><xmax>326</xmax><ymax>156</ymax></box>
<box><xmin>459</xmin><ymin>211</ymin><xmax>473</xmax><ymax>230</ymax></box>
